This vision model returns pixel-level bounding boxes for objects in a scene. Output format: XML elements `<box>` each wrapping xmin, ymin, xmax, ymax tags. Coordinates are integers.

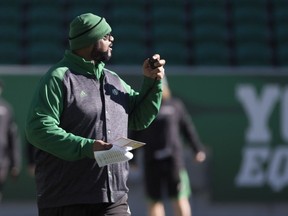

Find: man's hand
<box><xmin>195</xmin><ymin>151</ymin><xmax>206</xmax><ymax>163</ymax></box>
<box><xmin>93</xmin><ymin>140</ymin><xmax>113</xmax><ymax>151</ymax></box>
<box><xmin>143</xmin><ymin>54</ymin><xmax>166</xmax><ymax>80</ymax></box>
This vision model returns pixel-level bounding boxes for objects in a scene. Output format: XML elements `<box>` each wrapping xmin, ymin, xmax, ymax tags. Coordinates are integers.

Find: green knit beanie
<box><xmin>69</xmin><ymin>13</ymin><xmax>112</xmax><ymax>50</ymax></box>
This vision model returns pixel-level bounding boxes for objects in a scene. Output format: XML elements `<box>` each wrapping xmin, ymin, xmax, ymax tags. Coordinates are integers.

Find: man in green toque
<box><xmin>26</xmin><ymin>13</ymin><xmax>165</xmax><ymax>216</ymax></box>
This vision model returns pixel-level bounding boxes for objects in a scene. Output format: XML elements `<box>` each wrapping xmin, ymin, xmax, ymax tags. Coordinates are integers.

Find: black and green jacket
<box><xmin>25</xmin><ymin>50</ymin><xmax>162</xmax><ymax>208</ymax></box>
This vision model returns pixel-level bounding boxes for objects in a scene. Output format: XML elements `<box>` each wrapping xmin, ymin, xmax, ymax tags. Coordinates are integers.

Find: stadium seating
<box><xmin>110</xmin><ymin>42</ymin><xmax>148</xmax><ymax>65</ymax></box>
<box><xmin>276</xmin><ymin>42</ymin><xmax>288</xmax><ymax>66</ymax></box>
<box><xmin>0</xmin><ymin>4</ymin><xmax>21</xmax><ymax>26</ymax></box>
<box><xmin>235</xmin><ymin>42</ymin><xmax>273</xmax><ymax>66</ymax></box>
<box><xmin>191</xmin><ymin>7</ymin><xmax>227</xmax><ymax>26</ymax></box>
<box><xmin>25</xmin><ymin>41</ymin><xmax>64</xmax><ymax>64</ymax></box>
<box><xmin>153</xmin><ymin>41</ymin><xmax>189</xmax><ymax>65</ymax></box>
<box><xmin>110</xmin><ymin>5</ymin><xmax>146</xmax><ymax>26</ymax></box>
<box><xmin>193</xmin><ymin>42</ymin><xmax>230</xmax><ymax>65</ymax></box>
<box><xmin>233</xmin><ymin>24</ymin><xmax>271</xmax><ymax>44</ymax></box>
<box><xmin>1</xmin><ymin>24</ymin><xmax>22</xmax><ymax>43</ymax></box>
<box><xmin>0</xmin><ymin>41</ymin><xmax>22</xmax><ymax>64</ymax></box>
<box><xmin>192</xmin><ymin>23</ymin><xmax>229</xmax><ymax>45</ymax></box>
<box><xmin>0</xmin><ymin>0</ymin><xmax>286</xmax><ymax>66</ymax></box>
<box><xmin>151</xmin><ymin>23</ymin><xmax>188</xmax><ymax>44</ymax></box>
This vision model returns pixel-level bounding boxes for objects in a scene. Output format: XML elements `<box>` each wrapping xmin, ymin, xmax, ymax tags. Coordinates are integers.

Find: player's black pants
<box><xmin>38</xmin><ymin>194</ymin><xmax>131</xmax><ymax>216</ymax></box>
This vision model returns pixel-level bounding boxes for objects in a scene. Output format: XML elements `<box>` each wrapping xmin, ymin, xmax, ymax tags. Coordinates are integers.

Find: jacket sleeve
<box><xmin>25</xmin><ymin>71</ymin><xmax>95</xmax><ymax>161</ymax></box>
<box><xmin>123</xmin><ymin>76</ymin><xmax>162</xmax><ymax>130</ymax></box>
<box><xmin>7</xmin><ymin>115</ymin><xmax>21</xmax><ymax>171</ymax></box>
<box><xmin>177</xmin><ymin>99</ymin><xmax>203</xmax><ymax>153</ymax></box>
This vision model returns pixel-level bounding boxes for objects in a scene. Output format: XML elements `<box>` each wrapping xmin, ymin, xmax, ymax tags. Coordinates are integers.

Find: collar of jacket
<box><xmin>64</xmin><ymin>50</ymin><xmax>105</xmax><ymax>80</ymax></box>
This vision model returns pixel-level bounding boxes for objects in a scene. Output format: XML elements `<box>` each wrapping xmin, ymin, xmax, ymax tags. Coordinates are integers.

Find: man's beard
<box><xmin>91</xmin><ymin>44</ymin><xmax>111</xmax><ymax>63</ymax></box>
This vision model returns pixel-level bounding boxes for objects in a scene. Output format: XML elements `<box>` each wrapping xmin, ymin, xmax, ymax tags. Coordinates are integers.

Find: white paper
<box><xmin>94</xmin><ymin>137</ymin><xmax>145</xmax><ymax>167</ymax></box>
<box><xmin>112</xmin><ymin>137</ymin><xmax>146</xmax><ymax>150</ymax></box>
